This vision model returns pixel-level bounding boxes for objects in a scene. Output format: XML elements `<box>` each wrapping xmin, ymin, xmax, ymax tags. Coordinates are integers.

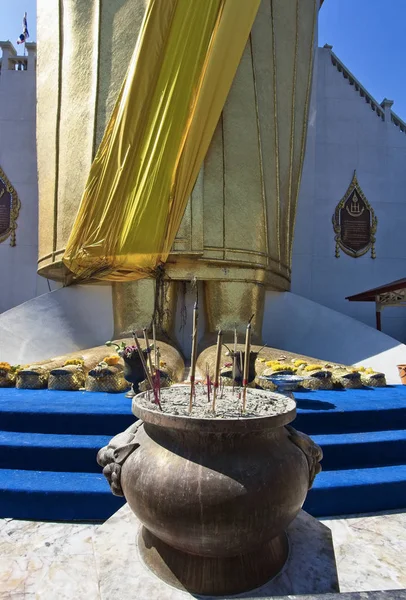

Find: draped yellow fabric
<box><xmin>62</xmin><ymin>0</ymin><xmax>260</xmax><ymax>282</ymax></box>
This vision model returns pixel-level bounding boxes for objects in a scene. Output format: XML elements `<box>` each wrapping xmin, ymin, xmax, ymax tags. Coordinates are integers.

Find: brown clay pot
<box><xmin>119</xmin><ymin>392</ymin><xmax>312</xmax><ymax>596</ymax></box>
<box><xmin>397</xmin><ymin>364</ymin><xmax>406</xmax><ymax>385</ymax></box>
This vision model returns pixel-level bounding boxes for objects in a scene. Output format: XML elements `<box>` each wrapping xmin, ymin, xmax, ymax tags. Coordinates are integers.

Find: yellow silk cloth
<box><xmin>63</xmin><ymin>0</ymin><xmax>260</xmax><ymax>282</ymax></box>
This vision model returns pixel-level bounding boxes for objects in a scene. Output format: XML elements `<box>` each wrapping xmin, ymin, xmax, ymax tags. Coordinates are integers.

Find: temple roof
<box><xmin>323</xmin><ymin>45</ymin><xmax>406</xmax><ymax>136</ymax></box>
<box><xmin>346</xmin><ymin>279</ymin><xmax>406</xmax><ymax>302</ymax></box>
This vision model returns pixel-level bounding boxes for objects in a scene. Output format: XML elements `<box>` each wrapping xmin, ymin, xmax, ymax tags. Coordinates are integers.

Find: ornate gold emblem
<box><xmin>0</xmin><ymin>165</ymin><xmax>20</xmax><ymax>246</ymax></box>
<box><xmin>332</xmin><ymin>171</ymin><xmax>377</xmax><ymax>258</ymax></box>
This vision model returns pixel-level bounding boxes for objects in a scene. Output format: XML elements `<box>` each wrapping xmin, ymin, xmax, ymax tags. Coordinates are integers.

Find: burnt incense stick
<box><xmin>242</xmin><ymin>320</ymin><xmax>252</xmax><ymax>412</ymax></box>
<box><xmin>256</xmin><ymin>343</ymin><xmax>267</xmax><ymax>355</ymax></box>
<box><xmin>156</xmin><ymin>347</ymin><xmax>161</xmax><ymax>402</ymax></box>
<box><xmin>143</xmin><ymin>328</ymin><xmax>154</xmax><ymax>376</ymax></box>
<box><xmin>206</xmin><ymin>363</ymin><xmax>211</xmax><ymax>403</ymax></box>
<box><xmin>189</xmin><ymin>301</ymin><xmax>198</xmax><ymax>414</ymax></box>
<box><xmin>212</xmin><ymin>329</ymin><xmax>222</xmax><ymax>413</ymax></box>
<box><xmin>239</xmin><ymin>350</ymin><xmax>243</xmax><ymax>387</ymax></box>
<box><xmin>232</xmin><ymin>327</ymin><xmax>238</xmax><ymax>392</ymax></box>
<box><xmin>152</xmin><ymin>321</ymin><xmax>158</xmax><ymax>371</ymax></box>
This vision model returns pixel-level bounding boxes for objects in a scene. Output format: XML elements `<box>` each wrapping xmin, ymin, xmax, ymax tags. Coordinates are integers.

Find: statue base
<box><xmin>93</xmin><ymin>504</ymin><xmax>339</xmax><ymax>599</ymax></box>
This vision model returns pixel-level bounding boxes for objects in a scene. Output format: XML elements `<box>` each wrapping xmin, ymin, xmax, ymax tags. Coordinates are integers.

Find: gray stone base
<box><xmin>93</xmin><ymin>505</ymin><xmax>339</xmax><ymax>599</ymax></box>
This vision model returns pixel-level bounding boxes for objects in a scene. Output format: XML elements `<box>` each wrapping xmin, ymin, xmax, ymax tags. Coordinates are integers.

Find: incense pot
<box><xmin>226</xmin><ymin>350</ymin><xmax>258</xmax><ymax>385</ymax></box>
<box><xmin>98</xmin><ymin>389</ymin><xmax>323</xmax><ymax>596</ymax></box>
<box><xmin>122</xmin><ymin>353</ymin><xmax>147</xmax><ymax>393</ymax></box>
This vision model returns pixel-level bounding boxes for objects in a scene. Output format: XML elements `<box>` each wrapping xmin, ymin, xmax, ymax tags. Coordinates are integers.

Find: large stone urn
<box><xmin>98</xmin><ymin>390</ymin><xmax>322</xmax><ymax>595</ymax></box>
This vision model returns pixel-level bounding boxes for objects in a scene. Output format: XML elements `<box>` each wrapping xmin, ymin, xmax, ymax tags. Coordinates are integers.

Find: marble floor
<box><xmin>0</xmin><ymin>510</ymin><xmax>405</xmax><ymax>599</ymax></box>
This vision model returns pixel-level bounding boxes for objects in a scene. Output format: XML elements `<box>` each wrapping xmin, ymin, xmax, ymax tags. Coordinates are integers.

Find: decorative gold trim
<box><xmin>221</xmin><ymin>113</ymin><xmax>226</xmax><ymax>261</ymax></box>
<box><xmin>270</xmin><ymin>0</ymin><xmax>281</xmax><ymax>269</ymax></box>
<box><xmin>53</xmin><ymin>0</ymin><xmax>63</xmax><ymax>254</ymax></box>
<box><xmin>0</xmin><ymin>165</ymin><xmax>21</xmax><ymax>247</ymax></box>
<box><xmin>286</xmin><ymin>0</ymin><xmax>299</xmax><ymax>264</ymax></box>
<box><xmin>332</xmin><ymin>171</ymin><xmax>377</xmax><ymax>259</ymax></box>
<box><xmin>289</xmin><ymin>0</ymin><xmax>317</xmax><ymax>269</ymax></box>
<box><xmin>249</xmin><ymin>32</ymin><xmax>270</xmax><ymax>268</ymax></box>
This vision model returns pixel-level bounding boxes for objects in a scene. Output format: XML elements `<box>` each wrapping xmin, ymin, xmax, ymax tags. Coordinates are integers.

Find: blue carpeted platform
<box><xmin>0</xmin><ymin>389</ymin><xmax>133</xmax><ymax>435</ymax></box>
<box><xmin>0</xmin><ymin>386</ymin><xmax>405</xmax><ymax>521</ymax></box>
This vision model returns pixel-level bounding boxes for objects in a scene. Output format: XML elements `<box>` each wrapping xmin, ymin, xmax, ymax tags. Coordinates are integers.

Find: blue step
<box><xmin>293</xmin><ymin>386</ymin><xmax>406</xmax><ymax>434</ymax></box>
<box><xmin>0</xmin><ymin>468</ymin><xmax>126</xmax><ymax>521</ymax></box>
<box><xmin>0</xmin><ymin>389</ymin><xmax>134</xmax><ymax>435</ymax></box>
<box><xmin>1</xmin><ymin>386</ymin><xmax>406</xmax><ymax>521</ymax></box>
<box><xmin>313</xmin><ymin>430</ymin><xmax>406</xmax><ymax>471</ymax></box>
<box><xmin>0</xmin><ymin>431</ymin><xmax>111</xmax><ymax>473</ymax></box>
<box><xmin>304</xmin><ymin>464</ymin><xmax>406</xmax><ymax>517</ymax></box>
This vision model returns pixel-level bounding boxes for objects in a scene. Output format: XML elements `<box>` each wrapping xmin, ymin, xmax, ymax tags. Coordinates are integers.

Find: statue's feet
<box><xmin>13</xmin><ymin>338</ymin><xmax>185</xmax><ymax>392</ymax></box>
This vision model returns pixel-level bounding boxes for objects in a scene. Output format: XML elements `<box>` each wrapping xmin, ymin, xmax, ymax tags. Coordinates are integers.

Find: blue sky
<box><xmin>1</xmin><ymin>0</ymin><xmax>405</xmax><ymax>119</ymax></box>
<box><xmin>0</xmin><ymin>1</ymin><xmax>36</xmax><ymax>46</ymax></box>
<box><xmin>319</xmin><ymin>0</ymin><xmax>406</xmax><ymax>119</ymax></box>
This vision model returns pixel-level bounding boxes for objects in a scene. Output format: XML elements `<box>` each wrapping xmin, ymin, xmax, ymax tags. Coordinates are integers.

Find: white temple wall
<box><xmin>0</xmin><ymin>42</ymin><xmax>51</xmax><ymax>314</ymax></box>
<box><xmin>292</xmin><ymin>46</ymin><xmax>406</xmax><ymax>344</ymax></box>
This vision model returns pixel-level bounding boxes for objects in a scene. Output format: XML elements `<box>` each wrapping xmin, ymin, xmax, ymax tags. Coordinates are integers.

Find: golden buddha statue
<box><xmin>36</xmin><ymin>0</ymin><xmax>318</xmax><ymax>365</ymax></box>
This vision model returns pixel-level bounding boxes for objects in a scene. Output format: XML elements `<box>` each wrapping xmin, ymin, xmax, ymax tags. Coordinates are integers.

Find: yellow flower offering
<box><xmin>294</xmin><ymin>359</ymin><xmax>307</xmax><ymax>368</ymax></box>
<box><xmin>266</xmin><ymin>362</ymin><xmax>295</xmax><ymax>373</ymax></box>
<box><xmin>64</xmin><ymin>358</ymin><xmax>85</xmax><ymax>367</ymax></box>
<box><xmin>103</xmin><ymin>356</ymin><xmax>120</xmax><ymax>366</ymax></box>
<box><xmin>265</xmin><ymin>361</ymin><xmax>278</xmax><ymax>368</ymax></box>
<box><xmin>0</xmin><ymin>362</ymin><xmax>11</xmax><ymax>372</ymax></box>
<box><xmin>304</xmin><ymin>364</ymin><xmax>323</xmax><ymax>372</ymax></box>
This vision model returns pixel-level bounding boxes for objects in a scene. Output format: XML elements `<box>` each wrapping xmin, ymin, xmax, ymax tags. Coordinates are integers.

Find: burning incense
<box><xmin>212</xmin><ymin>329</ymin><xmax>223</xmax><ymax>413</ymax></box>
<box><xmin>189</xmin><ymin>301</ymin><xmax>198</xmax><ymax>414</ymax></box>
<box><xmin>242</xmin><ymin>317</ymin><xmax>253</xmax><ymax>412</ymax></box>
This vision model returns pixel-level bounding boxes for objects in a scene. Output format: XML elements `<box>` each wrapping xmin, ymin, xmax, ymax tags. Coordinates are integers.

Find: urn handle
<box><xmin>285</xmin><ymin>425</ymin><xmax>323</xmax><ymax>489</ymax></box>
<box><xmin>97</xmin><ymin>420</ymin><xmax>143</xmax><ymax>496</ymax></box>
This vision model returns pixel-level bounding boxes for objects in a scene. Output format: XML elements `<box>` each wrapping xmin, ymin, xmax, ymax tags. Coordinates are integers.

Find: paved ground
<box><xmin>0</xmin><ymin>510</ymin><xmax>405</xmax><ymax>599</ymax></box>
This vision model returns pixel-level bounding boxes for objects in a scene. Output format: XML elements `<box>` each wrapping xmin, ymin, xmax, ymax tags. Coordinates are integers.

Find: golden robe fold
<box><xmin>63</xmin><ymin>0</ymin><xmax>261</xmax><ymax>281</ymax></box>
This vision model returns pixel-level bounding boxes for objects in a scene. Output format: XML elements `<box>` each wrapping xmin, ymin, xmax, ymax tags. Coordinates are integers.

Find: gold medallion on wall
<box><xmin>0</xmin><ymin>166</ymin><xmax>20</xmax><ymax>247</ymax></box>
<box><xmin>332</xmin><ymin>171</ymin><xmax>377</xmax><ymax>259</ymax></box>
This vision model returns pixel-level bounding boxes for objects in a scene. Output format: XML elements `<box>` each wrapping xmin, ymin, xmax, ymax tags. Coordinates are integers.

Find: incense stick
<box><xmin>152</xmin><ymin>321</ymin><xmax>158</xmax><ymax>371</ymax></box>
<box><xmin>242</xmin><ymin>320</ymin><xmax>252</xmax><ymax>412</ymax></box>
<box><xmin>239</xmin><ymin>350</ymin><xmax>243</xmax><ymax>387</ymax></box>
<box><xmin>133</xmin><ymin>332</ymin><xmax>154</xmax><ymax>392</ymax></box>
<box><xmin>155</xmin><ymin>347</ymin><xmax>161</xmax><ymax>403</ymax></box>
<box><xmin>212</xmin><ymin>329</ymin><xmax>222</xmax><ymax>413</ymax></box>
<box><xmin>143</xmin><ymin>328</ymin><xmax>154</xmax><ymax>376</ymax></box>
<box><xmin>256</xmin><ymin>343</ymin><xmax>267</xmax><ymax>355</ymax></box>
<box><xmin>206</xmin><ymin>363</ymin><xmax>211</xmax><ymax>403</ymax></box>
<box><xmin>189</xmin><ymin>301</ymin><xmax>198</xmax><ymax>414</ymax></box>
<box><xmin>232</xmin><ymin>327</ymin><xmax>238</xmax><ymax>392</ymax></box>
